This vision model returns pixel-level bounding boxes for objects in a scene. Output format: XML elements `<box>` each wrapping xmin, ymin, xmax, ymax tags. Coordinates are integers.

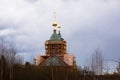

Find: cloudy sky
<box><xmin>0</xmin><ymin>0</ymin><xmax>120</xmax><ymax>69</ymax></box>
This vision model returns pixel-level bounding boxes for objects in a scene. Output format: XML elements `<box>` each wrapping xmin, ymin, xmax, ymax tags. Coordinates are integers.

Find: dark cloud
<box><xmin>0</xmin><ymin>23</ymin><xmax>10</xmax><ymax>30</ymax></box>
<box><xmin>0</xmin><ymin>26</ymin><xmax>6</xmax><ymax>30</ymax></box>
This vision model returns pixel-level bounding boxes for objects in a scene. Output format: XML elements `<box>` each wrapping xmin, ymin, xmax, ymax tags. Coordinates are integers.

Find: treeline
<box><xmin>0</xmin><ymin>60</ymin><xmax>120</xmax><ymax>80</ymax></box>
<box><xmin>0</xmin><ymin>54</ymin><xmax>93</xmax><ymax>80</ymax></box>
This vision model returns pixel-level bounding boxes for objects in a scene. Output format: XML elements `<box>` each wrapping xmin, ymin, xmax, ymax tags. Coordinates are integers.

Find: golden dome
<box><xmin>58</xmin><ymin>25</ymin><xmax>61</xmax><ymax>29</ymax></box>
<box><xmin>52</xmin><ymin>21</ymin><xmax>57</xmax><ymax>27</ymax></box>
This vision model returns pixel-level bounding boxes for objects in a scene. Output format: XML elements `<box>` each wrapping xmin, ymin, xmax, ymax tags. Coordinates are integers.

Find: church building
<box><xmin>35</xmin><ymin>16</ymin><xmax>76</xmax><ymax>68</ymax></box>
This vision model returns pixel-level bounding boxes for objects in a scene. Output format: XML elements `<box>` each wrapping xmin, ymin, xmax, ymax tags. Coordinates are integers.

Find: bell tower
<box><xmin>45</xmin><ymin>39</ymin><xmax>67</xmax><ymax>56</ymax></box>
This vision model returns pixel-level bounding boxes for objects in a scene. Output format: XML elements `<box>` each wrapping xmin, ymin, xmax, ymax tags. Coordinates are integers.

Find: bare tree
<box><xmin>0</xmin><ymin>37</ymin><xmax>17</xmax><ymax>80</ymax></box>
<box><xmin>117</xmin><ymin>58</ymin><xmax>120</xmax><ymax>73</ymax></box>
<box><xmin>0</xmin><ymin>37</ymin><xmax>5</xmax><ymax>80</ymax></box>
<box><xmin>91</xmin><ymin>48</ymin><xmax>104</xmax><ymax>75</ymax></box>
<box><xmin>0</xmin><ymin>38</ymin><xmax>5</xmax><ymax>56</ymax></box>
<box><xmin>5</xmin><ymin>42</ymin><xmax>17</xmax><ymax>80</ymax></box>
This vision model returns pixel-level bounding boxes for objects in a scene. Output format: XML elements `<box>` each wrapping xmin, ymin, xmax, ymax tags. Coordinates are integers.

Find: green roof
<box><xmin>39</xmin><ymin>56</ymin><xmax>68</xmax><ymax>66</ymax></box>
<box><xmin>50</xmin><ymin>31</ymin><xmax>61</xmax><ymax>41</ymax></box>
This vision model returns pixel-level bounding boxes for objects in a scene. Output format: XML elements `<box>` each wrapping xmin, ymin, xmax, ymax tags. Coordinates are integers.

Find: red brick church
<box><xmin>34</xmin><ymin>17</ymin><xmax>76</xmax><ymax>68</ymax></box>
